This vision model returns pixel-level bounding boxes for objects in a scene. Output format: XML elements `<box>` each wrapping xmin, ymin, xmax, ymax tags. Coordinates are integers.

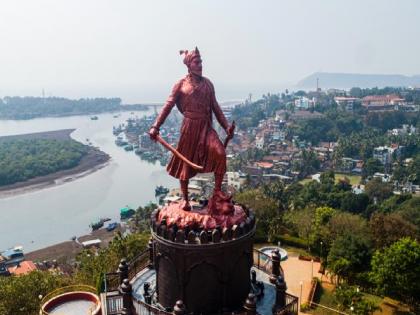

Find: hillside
<box><xmin>297</xmin><ymin>72</ymin><xmax>420</xmax><ymax>89</ymax></box>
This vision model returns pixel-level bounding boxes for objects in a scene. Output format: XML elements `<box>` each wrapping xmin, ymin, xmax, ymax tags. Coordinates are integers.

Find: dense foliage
<box><xmin>235</xmin><ymin>170</ymin><xmax>420</xmax><ymax>309</ymax></box>
<box><xmin>0</xmin><ymin>139</ymin><xmax>88</xmax><ymax>186</ymax></box>
<box><xmin>0</xmin><ymin>271</ymin><xmax>72</xmax><ymax>315</ymax></box>
<box><xmin>0</xmin><ymin>97</ymin><xmax>123</xmax><ymax>119</ymax></box>
<box><xmin>0</xmin><ymin>232</ymin><xmax>149</xmax><ymax>315</ymax></box>
<box><xmin>74</xmin><ymin>232</ymin><xmax>149</xmax><ymax>291</ymax></box>
<box><xmin>370</xmin><ymin>238</ymin><xmax>420</xmax><ymax>308</ymax></box>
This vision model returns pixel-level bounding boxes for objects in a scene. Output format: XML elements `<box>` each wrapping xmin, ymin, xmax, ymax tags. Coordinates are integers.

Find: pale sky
<box><xmin>0</xmin><ymin>0</ymin><xmax>419</xmax><ymax>102</ymax></box>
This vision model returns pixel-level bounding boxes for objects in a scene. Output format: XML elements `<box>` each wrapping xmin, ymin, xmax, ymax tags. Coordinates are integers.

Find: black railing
<box><xmin>253</xmin><ymin>248</ymin><xmax>285</xmax><ymax>277</ymax></box>
<box><xmin>128</xmin><ymin>250</ymin><xmax>150</xmax><ymax>281</ymax></box>
<box><xmin>275</xmin><ymin>293</ymin><xmax>299</xmax><ymax>315</ymax></box>
<box><xmin>133</xmin><ymin>296</ymin><xmax>172</xmax><ymax>315</ymax></box>
<box><xmin>103</xmin><ymin>248</ymin><xmax>297</xmax><ymax>315</ymax></box>
<box><xmin>105</xmin><ymin>291</ymin><xmax>124</xmax><ymax>315</ymax></box>
<box><xmin>104</xmin><ymin>272</ymin><xmax>120</xmax><ymax>293</ymax></box>
<box><xmin>104</xmin><ymin>249</ymin><xmax>149</xmax><ymax>293</ymax></box>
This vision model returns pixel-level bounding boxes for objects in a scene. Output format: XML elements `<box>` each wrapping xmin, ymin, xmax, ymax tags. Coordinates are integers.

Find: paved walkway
<box><xmin>281</xmin><ymin>253</ymin><xmax>323</xmax><ymax>314</ymax></box>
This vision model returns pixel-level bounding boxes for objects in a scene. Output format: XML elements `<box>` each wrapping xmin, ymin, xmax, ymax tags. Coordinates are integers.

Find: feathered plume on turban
<box><xmin>179</xmin><ymin>47</ymin><xmax>201</xmax><ymax>67</ymax></box>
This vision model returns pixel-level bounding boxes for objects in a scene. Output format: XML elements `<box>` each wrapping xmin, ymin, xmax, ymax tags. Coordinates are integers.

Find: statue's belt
<box><xmin>183</xmin><ymin>111</ymin><xmax>210</xmax><ymax>120</ymax></box>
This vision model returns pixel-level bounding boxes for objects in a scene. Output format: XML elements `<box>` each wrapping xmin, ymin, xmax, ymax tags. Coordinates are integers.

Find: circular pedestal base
<box><xmin>153</xmin><ymin>228</ymin><xmax>254</xmax><ymax>314</ymax></box>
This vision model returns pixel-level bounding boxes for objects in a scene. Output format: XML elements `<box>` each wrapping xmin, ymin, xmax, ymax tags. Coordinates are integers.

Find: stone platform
<box><xmin>150</xmin><ymin>203</ymin><xmax>255</xmax><ymax>314</ymax></box>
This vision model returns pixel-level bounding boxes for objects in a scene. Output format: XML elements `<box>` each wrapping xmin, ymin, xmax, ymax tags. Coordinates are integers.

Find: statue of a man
<box><xmin>149</xmin><ymin>47</ymin><xmax>234</xmax><ymax>211</ymax></box>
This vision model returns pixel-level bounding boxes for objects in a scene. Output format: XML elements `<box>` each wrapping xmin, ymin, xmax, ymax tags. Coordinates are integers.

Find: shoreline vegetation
<box><xmin>0</xmin><ymin>129</ymin><xmax>110</xmax><ymax>198</ymax></box>
<box><xmin>0</xmin><ymin>96</ymin><xmax>151</xmax><ymax>120</ymax></box>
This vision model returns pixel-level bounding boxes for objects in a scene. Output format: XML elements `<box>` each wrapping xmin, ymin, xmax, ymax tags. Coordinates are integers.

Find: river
<box><xmin>0</xmin><ymin>110</ymin><xmax>177</xmax><ymax>252</ymax></box>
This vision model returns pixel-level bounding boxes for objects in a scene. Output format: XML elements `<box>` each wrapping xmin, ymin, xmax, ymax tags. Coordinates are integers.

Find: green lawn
<box><xmin>308</xmin><ymin>282</ymin><xmax>414</xmax><ymax>315</ymax></box>
<box><xmin>299</xmin><ymin>173</ymin><xmax>361</xmax><ymax>186</ymax></box>
<box><xmin>308</xmin><ymin>282</ymin><xmax>338</xmax><ymax>315</ymax></box>
<box><xmin>334</xmin><ymin>173</ymin><xmax>361</xmax><ymax>186</ymax></box>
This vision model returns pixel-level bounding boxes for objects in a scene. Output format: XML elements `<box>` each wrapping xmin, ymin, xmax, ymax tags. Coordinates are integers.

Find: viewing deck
<box><xmin>101</xmin><ymin>246</ymin><xmax>298</xmax><ymax>315</ymax></box>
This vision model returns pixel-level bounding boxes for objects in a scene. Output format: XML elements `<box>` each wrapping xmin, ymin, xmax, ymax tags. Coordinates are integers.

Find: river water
<box><xmin>0</xmin><ymin>110</ymin><xmax>177</xmax><ymax>252</ymax></box>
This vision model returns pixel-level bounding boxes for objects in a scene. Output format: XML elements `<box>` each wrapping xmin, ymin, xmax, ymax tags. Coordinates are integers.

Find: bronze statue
<box><xmin>149</xmin><ymin>47</ymin><xmax>234</xmax><ymax>212</ymax></box>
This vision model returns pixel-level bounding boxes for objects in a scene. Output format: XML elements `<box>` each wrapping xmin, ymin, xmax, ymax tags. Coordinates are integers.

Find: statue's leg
<box><xmin>214</xmin><ymin>173</ymin><xmax>224</xmax><ymax>192</ymax></box>
<box><xmin>180</xmin><ymin>179</ymin><xmax>191</xmax><ymax>211</ymax></box>
<box><xmin>206</xmin><ymin>129</ymin><xmax>227</xmax><ymax>195</ymax></box>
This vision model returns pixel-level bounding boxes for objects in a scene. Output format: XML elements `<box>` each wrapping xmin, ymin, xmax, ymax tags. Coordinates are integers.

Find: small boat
<box><xmin>106</xmin><ymin>222</ymin><xmax>118</xmax><ymax>232</ymax></box>
<box><xmin>90</xmin><ymin>116</ymin><xmax>98</xmax><ymax>120</ymax></box>
<box><xmin>124</xmin><ymin>144</ymin><xmax>134</xmax><ymax>151</ymax></box>
<box><xmin>115</xmin><ymin>139</ymin><xmax>128</xmax><ymax>146</ymax></box>
<box><xmin>90</xmin><ymin>220</ymin><xmax>104</xmax><ymax>231</ymax></box>
<box><xmin>120</xmin><ymin>206</ymin><xmax>135</xmax><ymax>220</ymax></box>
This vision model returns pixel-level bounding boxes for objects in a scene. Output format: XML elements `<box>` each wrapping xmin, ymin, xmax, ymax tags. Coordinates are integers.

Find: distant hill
<box><xmin>297</xmin><ymin>72</ymin><xmax>420</xmax><ymax>89</ymax></box>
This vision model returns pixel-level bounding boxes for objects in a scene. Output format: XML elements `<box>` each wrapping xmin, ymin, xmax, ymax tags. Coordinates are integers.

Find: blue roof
<box><xmin>1</xmin><ymin>247</ymin><xmax>24</xmax><ymax>259</ymax></box>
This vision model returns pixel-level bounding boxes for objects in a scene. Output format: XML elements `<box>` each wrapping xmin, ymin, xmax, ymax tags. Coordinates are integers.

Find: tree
<box><xmin>364</xmin><ymin>178</ymin><xmax>393</xmax><ymax>204</ymax></box>
<box><xmin>262</xmin><ymin>180</ymin><xmax>286</xmax><ymax>210</ymax></box>
<box><xmin>74</xmin><ymin>232</ymin><xmax>149</xmax><ymax>289</ymax></box>
<box><xmin>235</xmin><ymin>189</ymin><xmax>278</xmax><ymax>241</ymax></box>
<box><xmin>0</xmin><ymin>271</ymin><xmax>72</xmax><ymax>315</ymax></box>
<box><xmin>370</xmin><ymin>238</ymin><xmax>420</xmax><ymax>308</ymax></box>
<box><xmin>334</xmin><ymin>284</ymin><xmax>379</xmax><ymax>315</ymax></box>
<box><xmin>320</xmin><ymin>170</ymin><xmax>335</xmax><ymax>186</ymax></box>
<box><xmin>327</xmin><ymin>233</ymin><xmax>372</xmax><ymax>284</ymax></box>
<box><xmin>328</xmin><ymin>212</ymin><xmax>371</xmax><ymax>245</ymax></box>
<box><xmin>369</xmin><ymin>213</ymin><xmax>418</xmax><ymax>249</ymax></box>
<box><xmin>283</xmin><ymin>206</ymin><xmax>315</xmax><ymax>249</ymax></box>
<box><xmin>363</xmin><ymin>158</ymin><xmax>384</xmax><ymax>178</ymax></box>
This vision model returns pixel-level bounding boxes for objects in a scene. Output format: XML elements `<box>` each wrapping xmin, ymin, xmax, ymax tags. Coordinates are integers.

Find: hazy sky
<box><xmin>0</xmin><ymin>0</ymin><xmax>419</xmax><ymax>102</ymax></box>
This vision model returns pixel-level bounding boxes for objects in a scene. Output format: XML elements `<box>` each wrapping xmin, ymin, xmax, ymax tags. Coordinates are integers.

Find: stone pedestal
<box><xmin>151</xmin><ymin>205</ymin><xmax>255</xmax><ymax>314</ymax></box>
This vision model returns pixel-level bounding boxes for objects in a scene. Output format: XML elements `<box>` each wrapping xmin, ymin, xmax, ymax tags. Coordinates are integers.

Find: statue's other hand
<box><xmin>226</xmin><ymin>121</ymin><xmax>235</xmax><ymax>139</ymax></box>
<box><xmin>149</xmin><ymin>127</ymin><xmax>159</xmax><ymax>141</ymax></box>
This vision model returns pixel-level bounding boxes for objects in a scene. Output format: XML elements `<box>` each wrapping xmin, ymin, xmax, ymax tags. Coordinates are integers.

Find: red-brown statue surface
<box><xmin>149</xmin><ymin>47</ymin><xmax>242</xmax><ymax>225</ymax></box>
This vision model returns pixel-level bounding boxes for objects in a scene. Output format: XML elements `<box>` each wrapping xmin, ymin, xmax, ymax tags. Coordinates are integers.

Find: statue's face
<box><xmin>189</xmin><ymin>57</ymin><xmax>202</xmax><ymax>77</ymax></box>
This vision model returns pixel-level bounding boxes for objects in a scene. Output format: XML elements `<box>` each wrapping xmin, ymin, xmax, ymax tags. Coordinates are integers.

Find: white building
<box><xmin>294</xmin><ymin>97</ymin><xmax>314</xmax><ymax>109</ymax></box>
<box><xmin>256</xmin><ymin>136</ymin><xmax>265</xmax><ymax>149</ymax></box>
<box><xmin>334</xmin><ymin>96</ymin><xmax>359</xmax><ymax>112</ymax></box>
<box><xmin>226</xmin><ymin>172</ymin><xmax>247</xmax><ymax>190</ymax></box>
<box><xmin>373</xmin><ymin>146</ymin><xmax>398</xmax><ymax>165</ymax></box>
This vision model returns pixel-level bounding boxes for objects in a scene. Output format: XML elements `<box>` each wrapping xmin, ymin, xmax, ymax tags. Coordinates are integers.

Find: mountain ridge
<box><xmin>297</xmin><ymin>72</ymin><xmax>420</xmax><ymax>89</ymax></box>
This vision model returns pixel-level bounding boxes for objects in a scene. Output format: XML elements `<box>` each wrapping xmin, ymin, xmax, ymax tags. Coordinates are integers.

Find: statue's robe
<box><xmin>153</xmin><ymin>75</ymin><xmax>229</xmax><ymax>180</ymax></box>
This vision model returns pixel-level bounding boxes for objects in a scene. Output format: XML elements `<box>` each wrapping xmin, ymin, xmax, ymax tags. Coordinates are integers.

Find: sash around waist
<box><xmin>183</xmin><ymin>111</ymin><xmax>211</xmax><ymax>120</ymax></box>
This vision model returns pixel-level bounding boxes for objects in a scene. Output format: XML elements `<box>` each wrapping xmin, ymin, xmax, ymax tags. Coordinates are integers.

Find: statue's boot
<box><xmin>180</xmin><ymin>179</ymin><xmax>191</xmax><ymax>211</ymax></box>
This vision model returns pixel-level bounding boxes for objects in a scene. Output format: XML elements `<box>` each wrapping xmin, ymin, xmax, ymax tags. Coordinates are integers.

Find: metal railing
<box><xmin>275</xmin><ymin>293</ymin><xmax>299</xmax><ymax>315</ymax></box>
<box><xmin>105</xmin><ymin>291</ymin><xmax>124</xmax><ymax>315</ymax></box>
<box><xmin>128</xmin><ymin>250</ymin><xmax>150</xmax><ymax>281</ymax></box>
<box><xmin>253</xmin><ymin>248</ymin><xmax>284</xmax><ymax>277</ymax></box>
<box><xmin>133</xmin><ymin>296</ymin><xmax>172</xmax><ymax>315</ymax></box>
<box><xmin>105</xmin><ymin>272</ymin><xmax>120</xmax><ymax>292</ymax></box>
<box><xmin>103</xmin><ymin>248</ymin><xmax>296</xmax><ymax>315</ymax></box>
<box><xmin>104</xmin><ymin>249</ymin><xmax>149</xmax><ymax>293</ymax></box>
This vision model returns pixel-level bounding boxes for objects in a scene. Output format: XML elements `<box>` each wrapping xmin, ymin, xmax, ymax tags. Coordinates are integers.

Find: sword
<box><xmin>155</xmin><ymin>135</ymin><xmax>204</xmax><ymax>171</ymax></box>
<box><xmin>224</xmin><ymin>121</ymin><xmax>235</xmax><ymax>148</ymax></box>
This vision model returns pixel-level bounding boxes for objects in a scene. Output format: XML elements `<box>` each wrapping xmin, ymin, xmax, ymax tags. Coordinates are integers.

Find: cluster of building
<box><xmin>335</xmin><ymin>94</ymin><xmax>419</xmax><ymax>112</ymax></box>
<box><xmin>0</xmin><ymin>246</ymin><xmax>37</xmax><ymax>277</ymax></box>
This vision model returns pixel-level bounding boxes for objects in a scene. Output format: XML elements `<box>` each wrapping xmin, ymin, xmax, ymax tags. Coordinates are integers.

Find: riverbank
<box><xmin>25</xmin><ymin>224</ymin><xmax>126</xmax><ymax>263</ymax></box>
<box><xmin>0</xmin><ymin>129</ymin><xmax>110</xmax><ymax>198</ymax></box>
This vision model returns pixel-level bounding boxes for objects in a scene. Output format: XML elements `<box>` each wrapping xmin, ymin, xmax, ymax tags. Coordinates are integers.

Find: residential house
<box><xmin>362</xmin><ymin>95</ymin><xmax>405</xmax><ymax>111</ymax></box>
<box><xmin>334</xmin><ymin>96</ymin><xmax>359</xmax><ymax>112</ymax></box>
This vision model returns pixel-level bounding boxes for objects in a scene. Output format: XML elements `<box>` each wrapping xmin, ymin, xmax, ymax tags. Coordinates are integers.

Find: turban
<box><xmin>179</xmin><ymin>47</ymin><xmax>201</xmax><ymax>68</ymax></box>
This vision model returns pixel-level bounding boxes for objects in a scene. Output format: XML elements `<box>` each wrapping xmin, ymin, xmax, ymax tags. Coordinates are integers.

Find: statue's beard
<box><xmin>189</xmin><ymin>68</ymin><xmax>202</xmax><ymax>77</ymax></box>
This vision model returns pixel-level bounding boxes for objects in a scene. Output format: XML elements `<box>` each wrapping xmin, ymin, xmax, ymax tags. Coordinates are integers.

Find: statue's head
<box><xmin>180</xmin><ymin>47</ymin><xmax>202</xmax><ymax>77</ymax></box>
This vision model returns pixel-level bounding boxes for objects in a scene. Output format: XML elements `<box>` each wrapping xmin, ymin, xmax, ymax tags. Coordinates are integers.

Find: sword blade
<box><xmin>155</xmin><ymin>135</ymin><xmax>204</xmax><ymax>171</ymax></box>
